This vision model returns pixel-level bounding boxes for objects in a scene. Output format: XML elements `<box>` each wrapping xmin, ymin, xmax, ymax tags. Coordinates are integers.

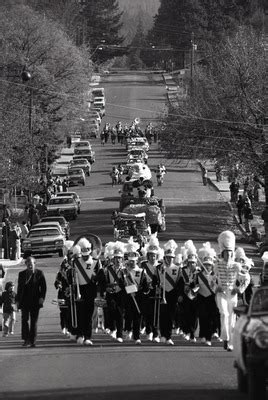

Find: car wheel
<box><xmin>248</xmin><ymin>366</ymin><xmax>266</xmax><ymax>400</ymax></box>
<box><xmin>237</xmin><ymin>367</ymin><xmax>247</xmax><ymax>393</ymax></box>
<box><xmin>58</xmin><ymin>249</ymin><xmax>64</xmax><ymax>257</ymax></box>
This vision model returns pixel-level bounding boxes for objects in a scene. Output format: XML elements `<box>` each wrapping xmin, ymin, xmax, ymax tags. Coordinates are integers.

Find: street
<box><xmin>0</xmin><ymin>72</ymin><xmax>261</xmax><ymax>400</ymax></box>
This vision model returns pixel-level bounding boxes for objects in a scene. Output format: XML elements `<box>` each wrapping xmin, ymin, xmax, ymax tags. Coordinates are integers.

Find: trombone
<box><xmin>69</xmin><ymin>261</ymin><xmax>81</xmax><ymax>329</ymax></box>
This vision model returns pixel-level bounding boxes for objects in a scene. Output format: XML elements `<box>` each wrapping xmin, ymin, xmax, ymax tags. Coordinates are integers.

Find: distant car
<box><xmin>93</xmin><ymin>101</ymin><xmax>105</xmax><ymax>116</ymax></box>
<box><xmin>67</xmin><ymin>167</ymin><xmax>86</xmax><ymax>186</ymax></box>
<box><xmin>22</xmin><ymin>227</ymin><xmax>65</xmax><ymax>257</ymax></box>
<box><xmin>71</xmin><ymin>134</ymin><xmax>81</xmax><ymax>144</ymax></box>
<box><xmin>91</xmin><ymin>87</ymin><xmax>105</xmax><ymax>98</ymax></box>
<box><xmin>127</xmin><ymin>148</ymin><xmax>148</xmax><ymax>163</ymax></box>
<box><xmin>50</xmin><ymin>165</ymin><xmax>68</xmax><ymax>179</ymax></box>
<box><xmin>73</xmin><ymin>149</ymin><xmax>95</xmax><ymax>164</ymax></box>
<box><xmin>74</xmin><ymin>141</ymin><xmax>92</xmax><ymax>150</ymax></box>
<box><xmin>41</xmin><ymin>216</ymin><xmax>70</xmax><ymax>239</ymax></box>
<box><xmin>127</xmin><ymin>138</ymin><xmax>149</xmax><ymax>152</ymax></box>
<box><xmin>69</xmin><ymin>158</ymin><xmax>91</xmax><ymax>176</ymax></box>
<box><xmin>91</xmin><ymin>107</ymin><xmax>105</xmax><ymax>118</ymax></box>
<box><xmin>233</xmin><ymin>286</ymin><xmax>268</xmax><ymax>400</ymax></box>
<box><xmin>56</xmin><ymin>191</ymin><xmax>81</xmax><ymax>214</ymax></box>
<box><xmin>30</xmin><ymin>222</ymin><xmax>66</xmax><ymax>238</ymax></box>
<box><xmin>88</xmin><ymin>111</ymin><xmax>101</xmax><ymax>125</ymax></box>
<box><xmin>93</xmin><ymin>96</ymin><xmax>105</xmax><ymax>106</ymax></box>
<box><xmin>46</xmin><ymin>197</ymin><xmax>78</xmax><ymax>220</ymax></box>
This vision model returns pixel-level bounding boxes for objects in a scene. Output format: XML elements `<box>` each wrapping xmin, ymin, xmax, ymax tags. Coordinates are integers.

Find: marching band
<box><xmin>52</xmin><ymin>230</ymin><xmax>251</xmax><ymax>350</ymax></box>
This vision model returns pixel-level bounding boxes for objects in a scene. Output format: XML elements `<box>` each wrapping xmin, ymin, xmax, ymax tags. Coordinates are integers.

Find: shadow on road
<box><xmin>0</xmin><ymin>386</ymin><xmax>250</xmax><ymax>400</ymax></box>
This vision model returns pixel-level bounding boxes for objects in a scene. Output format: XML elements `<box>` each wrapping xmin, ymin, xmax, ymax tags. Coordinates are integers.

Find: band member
<box><xmin>234</xmin><ymin>247</ymin><xmax>254</xmax><ymax>305</ymax></box>
<box><xmin>196</xmin><ymin>242</ymin><xmax>219</xmax><ymax>346</ymax></box>
<box><xmin>73</xmin><ymin>238</ymin><xmax>105</xmax><ymax>346</ymax></box>
<box><xmin>54</xmin><ymin>255</ymin><xmax>72</xmax><ymax>335</ymax></box>
<box><xmin>179</xmin><ymin>240</ymin><xmax>199</xmax><ymax>342</ymax></box>
<box><xmin>124</xmin><ymin>239</ymin><xmax>149</xmax><ymax>344</ymax></box>
<box><xmin>158</xmin><ymin>239</ymin><xmax>182</xmax><ymax>345</ymax></box>
<box><xmin>104</xmin><ymin>241</ymin><xmax>126</xmax><ymax>343</ymax></box>
<box><xmin>140</xmin><ymin>234</ymin><xmax>163</xmax><ymax>342</ymax></box>
<box><xmin>214</xmin><ymin>231</ymin><xmax>250</xmax><ymax>351</ymax></box>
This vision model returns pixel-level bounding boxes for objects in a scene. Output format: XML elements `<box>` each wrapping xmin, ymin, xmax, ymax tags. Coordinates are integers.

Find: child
<box><xmin>0</xmin><ymin>281</ymin><xmax>17</xmax><ymax>336</ymax></box>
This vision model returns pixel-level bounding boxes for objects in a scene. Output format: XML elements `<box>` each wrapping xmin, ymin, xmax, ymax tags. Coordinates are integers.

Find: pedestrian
<box><xmin>62</xmin><ymin>179</ymin><xmax>68</xmax><ymax>193</ymax></box>
<box><xmin>243</xmin><ymin>196</ymin><xmax>253</xmax><ymax>233</ymax></box>
<box><xmin>31</xmin><ymin>208</ymin><xmax>40</xmax><ymax>226</ymax></box>
<box><xmin>14</xmin><ymin>222</ymin><xmax>22</xmax><ymax>259</ymax></box>
<box><xmin>0</xmin><ymin>281</ymin><xmax>17</xmax><ymax>337</ymax></box>
<box><xmin>262</xmin><ymin>206</ymin><xmax>268</xmax><ymax>239</ymax></box>
<box><xmin>253</xmin><ymin>183</ymin><xmax>261</xmax><ymax>202</ymax></box>
<box><xmin>20</xmin><ymin>221</ymin><xmax>29</xmax><ymax>248</ymax></box>
<box><xmin>236</xmin><ymin>195</ymin><xmax>244</xmax><ymax>224</ymax></box>
<box><xmin>2</xmin><ymin>220</ymin><xmax>10</xmax><ymax>259</ymax></box>
<box><xmin>202</xmin><ymin>168</ymin><xmax>208</xmax><ymax>186</ymax></box>
<box><xmin>2</xmin><ymin>204</ymin><xmax>11</xmax><ymax>223</ymax></box>
<box><xmin>229</xmin><ymin>180</ymin><xmax>239</xmax><ymax>202</ymax></box>
<box><xmin>243</xmin><ymin>176</ymin><xmax>250</xmax><ymax>196</ymax></box>
<box><xmin>16</xmin><ymin>254</ymin><xmax>47</xmax><ymax>347</ymax></box>
<box><xmin>9</xmin><ymin>223</ymin><xmax>20</xmax><ymax>261</ymax></box>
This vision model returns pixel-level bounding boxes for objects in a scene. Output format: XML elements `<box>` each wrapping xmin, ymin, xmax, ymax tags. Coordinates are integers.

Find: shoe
<box><xmin>153</xmin><ymin>336</ymin><xmax>160</xmax><ymax>343</ymax></box>
<box><xmin>125</xmin><ymin>331</ymin><xmax>133</xmax><ymax>341</ymax></box>
<box><xmin>30</xmin><ymin>343</ymin><xmax>36</xmax><ymax>348</ymax></box>
<box><xmin>183</xmin><ymin>334</ymin><xmax>190</xmax><ymax>341</ymax></box>
<box><xmin>147</xmin><ymin>333</ymin><xmax>153</xmax><ymax>341</ymax></box>
<box><xmin>22</xmin><ymin>340</ymin><xmax>30</xmax><ymax>347</ymax></box>
<box><xmin>175</xmin><ymin>328</ymin><xmax>182</xmax><ymax>335</ymax></box>
<box><xmin>223</xmin><ymin>340</ymin><xmax>228</xmax><ymax>350</ymax></box>
<box><xmin>84</xmin><ymin>339</ymin><xmax>93</xmax><ymax>346</ymax></box>
<box><xmin>205</xmin><ymin>341</ymin><xmax>212</xmax><ymax>346</ymax></box>
<box><xmin>105</xmin><ymin>328</ymin><xmax>111</xmax><ymax>335</ymax></box>
<box><xmin>110</xmin><ymin>330</ymin><xmax>117</xmax><ymax>339</ymax></box>
<box><xmin>135</xmin><ymin>339</ymin><xmax>141</xmax><ymax>345</ymax></box>
<box><xmin>212</xmin><ymin>333</ymin><xmax>223</xmax><ymax>342</ymax></box>
<box><xmin>160</xmin><ymin>337</ymin><xmax>166</xmax><ymax>343</ymax></box>
<box><xmin>116</xmin><ymin>337</ymin><xmax>123</xmax><ymax>343</ymax></box>
<box><xmin>190</xmin><ymin>337</ymin><xmax>196</xmax><ymax>343</ymax></box>
<box><xmin>69</xmin><ymin>334</ymin><xmax>77</xmax><ymax>342</ymax></box>
<box><xmin>166</xmin><ymin>339</ymin><xmax>174</xmax><ymax>346</ymax></box>
<box><xmin>227</xmin><ymin>344</ymin><xmax>233</xmax><ymax>352</ymax></box>
<box><xmin>9</xmin><ymin>331</ymin><xmax>14</xmax><ymax>335</ymax></box>
<box><xmin>2</xmin><ymin>333</ymin><xmax>8</xmax><ymax>337</ymax></box>
<box><xmin>200</xmin><ymin>337</ymin><xmax>206</xmax><ymax>344</ymax></box>
<box><xmin>62</xmin><ymin>328</ymin><xmax>68</xmax><ymax>335</ymax></box>
<box><xmin>77</xmin><ymin>337</ymin><xmax>84</xmax><ymax>345</ymax></box>
<box><xmin>140</xmin><ymin>327</ymin><xmax>146</xmax><ymax>335</ymax></box>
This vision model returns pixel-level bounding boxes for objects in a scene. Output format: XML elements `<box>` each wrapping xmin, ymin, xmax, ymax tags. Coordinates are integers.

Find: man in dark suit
<box><xmin>16</xmin><ymin>254</ymin><xmax>47</xmax><ymax>347</ymax></box>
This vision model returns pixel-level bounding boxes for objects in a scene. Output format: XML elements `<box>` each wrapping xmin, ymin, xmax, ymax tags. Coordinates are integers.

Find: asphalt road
<box><xmin>0</xmin><ymin>72</ymin><xmax>262</xmax><ymax>400</ymax></box>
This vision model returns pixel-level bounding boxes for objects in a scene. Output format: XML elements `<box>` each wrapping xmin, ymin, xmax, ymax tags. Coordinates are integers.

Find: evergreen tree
<box><xmin>82</xmin><ymin>0</ymin><xmax>124</xmax><ymax>63</ymax></box>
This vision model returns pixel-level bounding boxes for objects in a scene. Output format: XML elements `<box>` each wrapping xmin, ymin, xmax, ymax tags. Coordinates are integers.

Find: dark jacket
<box><xmin>17</xmin><ymin>268</ymin><xmax>47</xmax><ymax>310</ymax></box>
<box><xmin>0</xmin><ymin>290</ymin><xmax>16</xmax><ymax>313</ymax></box>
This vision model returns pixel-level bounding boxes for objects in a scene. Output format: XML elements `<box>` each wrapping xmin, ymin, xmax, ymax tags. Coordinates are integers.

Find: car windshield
<box><xmin>75</xmin><ymin>149</ymin><xmax>90</xmax><ymax>154</ymax></box>
<box><xmin>68</xmin><ymin>169</ymin><xmax>82</xmax><ymax>175</ymax></box>
<box><xmin>250</xmin><ymin>288</ymin><xmax>268</xmax><ymax>314</ymax></box>
<box><xmin>72</xmin><ymin>160</ymin><xmax>86</xmax><ymax>165</ymax></box>
<box><xmin>130</xmin><ymin>150</ymin><xmax>143</xmax><ymax>156</ymax></box>
<box><xmin>75</xmin><ymin>142</ymin><xmax>90</xmax><ymax>148</ymax></box>
<box><xmin>49</xmin><ymin>198</ymin><xmax>74</xmax><ymax>205</ymax></box>
<box><xmin>28</xmin><ymin>229</ymin><xmax>60</xmax><ymax>237</ymax></box>
<box><xmin>41</xmin><ymin>217</ymin><xmax>66</xmax><ymax>225</ymax></box>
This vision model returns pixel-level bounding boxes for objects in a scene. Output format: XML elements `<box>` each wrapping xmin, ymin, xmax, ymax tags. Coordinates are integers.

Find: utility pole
<box><xmin>190</xmin><ymin>32</ymin><xmax>197</xmax><ymax>95</ymax></box>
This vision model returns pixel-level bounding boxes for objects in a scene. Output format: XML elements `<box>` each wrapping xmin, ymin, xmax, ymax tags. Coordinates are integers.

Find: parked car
<box><xmin>233</xmin><ymin>286</ymin><xmax>268</xmax><ymax>400</ymax></box>
<box><xmin>91</xmin><ymin>87</ymin><xmax>105</xmax><ymax>98</ymax></box>
<box><xmin>93</xmin><ymin>101</ymin><xmax>105</xmax><ymax>116</ymax></box>
<box><xmin>22</xmin><ymin>227</ymin><xmax>65</xmax><ymax>257</ymax></box>
<box><xmin>69</xmin><ymin>158</ymin><xmax>91</xmax><ymax>176</ymax></box>
<box><xmin>56</xmin><ymin>191</ymin><xmax>81</xmax><ymax>213</ymax></box>
<box><xmin>73</xmin><ymin>149</ymin><xmax>95</xmax><ymax>164</ymax></box>
<box><xmin>67</xmin><ymin>167</ymin><xmax>86</xmax><ymax>186</ymax></box>
<box><xmin>41</xmin><ymin>216</ymin><xmax>70</xmax><ymax>239</ymax></box>
<box><xmin>30</xmin><ymin>222</ymin><xmax>66</xmax><ymax>238</ymax></box>
<box><xmin>46</xmin><ymin>196</ymin><xmax>78</xmax><ymax>220</ymax></box>
<box><xmin>91</xmin><ymin>106</ymin><xmax>105</xmax><ymax>118</ymax></box>
<box><xmin>88</xmin><ymin>111</ymin><xmax>101</xmax><ymax>125</ymax></box>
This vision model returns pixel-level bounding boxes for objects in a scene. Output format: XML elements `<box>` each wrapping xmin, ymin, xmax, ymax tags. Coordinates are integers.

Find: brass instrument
<box><xmin>123</xmin><ymin>268</ymin><xmax>140</xmax><ymax>314</ymax></box>
<box><xmin>152</xmin><ymin>264</ymin><xmax>167</xmax><ymax>332</ymax></box>
<box><xmin>51</xmin><ymin>299</ymin><xmax>67</xmax><ymax>307</ymax></box>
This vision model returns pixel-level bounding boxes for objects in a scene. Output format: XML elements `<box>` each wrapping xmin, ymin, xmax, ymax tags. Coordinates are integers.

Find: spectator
<box><xmin>243</xmin><ymin>196</ymin><xmax>253</xmax><ymax>233</ymax></box>
<box><xmin>16</xmin><ymin>254</ymin><xmax>47</xmax><ymax>347</ymax></box>
<box><xmin>229</xmin><ymin>180</ymin><xmax>240</xmax><ymax>202</ymax></box>
<box><xmin>9</xmin><ymin>223</ymin><xmax>20</xmax><ymax>261</ymax></box>
<box><xmin>253</xmin><ymin>183</ymin><xmax>261</xmax><ymax>202</ymax></box>
<box><xmin>0</xmin><ymin>281</ymin><xmax>17</xmax><ymax>337</ymax></box>
<box><xmin>2</xmin><ymin>220</ymin><xmax>10</xmax><ymax>259</ymax></box>
<box><xmin>261</xmin><ymin>206</ymin><xmax>268</xmax><ymax>239</ymax></box>
<box><xmin>243</xmin><ymin>176</ymin><xmax>250</xmax><ymax>196</ymax></box>
<box><xmin>21</xmin><ymin>221</ymin><xmax>29</xmax><ymax>244</ymax></box>
<box><xmin>2</xmin><ymin>204</ymin><xmax>11</xmax><ymax>223</ymax></box>
<box><xmin>202</xmin><ymin>168</ymin><xmax>208</xmax><ymax>186</ymax></box>
<box><xmin>62</xmin><ymin>179</ymin><xmax>68</xmax><ymax>193</ymax></box>
<box><xmin>236</xmin><ymin>195</ymin><xmax>244</xmax><ymax>224</ymax></box>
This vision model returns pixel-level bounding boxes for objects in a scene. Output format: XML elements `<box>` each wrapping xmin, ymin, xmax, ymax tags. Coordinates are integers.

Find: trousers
<box><xmin>216</xmin><ymin>292</ymin><xmax>237</xmax><ymax>344</ymax></box>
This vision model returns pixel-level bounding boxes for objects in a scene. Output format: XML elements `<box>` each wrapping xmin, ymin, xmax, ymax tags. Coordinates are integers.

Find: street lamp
<box><xmin>21</xmin><ymin>69</ymin><xmax>33</xmax><ymax>140</ymax></box>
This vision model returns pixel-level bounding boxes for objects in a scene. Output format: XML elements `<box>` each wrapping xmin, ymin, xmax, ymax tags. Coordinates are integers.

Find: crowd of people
<box><xmin>100</xmin><ymin>121</ymin><xmax>157</xmax><ymax>146</ymax></box>
<box><xmin>9</xmin><ymin>229</ymin><xmax>252</xmax><ymax>350</ymax></box>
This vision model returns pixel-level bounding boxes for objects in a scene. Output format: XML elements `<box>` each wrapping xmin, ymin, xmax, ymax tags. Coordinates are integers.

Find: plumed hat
<box><xmin>63</xmin><ymin>240</ymin><xmax>74</xmax><ymax>257</ymax></box>
<box><xmin>218</xmin><ymin>230</ymin><xmax>235</xmax><ymax>253</ymax></box>
<box><xmin>174</xmin><ymin>253</ymin><xmax>183</xmax><ymax>265</ymax></box>
<box><xmin>198</xmin><ymin>242</ymin><xmax>216</xmax><ymax>265</ymax></box>
<box><xmin>184</xmin><ymin>240</ymin><xmax>197</xmax><ymax>261</ymax></box>
<box><xmin>113</xmin><ymin>241</ymin><xmax>126</xmax><ymax>258</ymax></box>
<box><xmin>144</xmin><ymin>233</ymin><xmax>160</xmax><ymax>255</ymax></box>
<box><xmin>180</xmin><ymin>246</ymin><xmax>188</xmax><ymax>262</ymax></box>
<box><xmin>125</xmin><ymin>237</ymin><xmax>140</xmax><ymax>260</ymax></box>
<box><xmin>77</xmin><ymin>238</ymin><xmax>92</xmax><ymax>256</ymax></box>
<box><xmin>235</xmin><ymin>247</ymin><xmax>247</xmax><ymax>262</ymax></box>
<box><xmin>104</xmin><ymin>242</ymin><xmax>116</xmax><ymax>259</ymax></box>
<box><xmin>163</xmin><ymin>239</ymin><xmax>178</xmax><ymax>257</ymax></box>
<box><xmin>70</xmin><ymin>244</ymin><xmax>81</xmax><ymax>257</ymax></box>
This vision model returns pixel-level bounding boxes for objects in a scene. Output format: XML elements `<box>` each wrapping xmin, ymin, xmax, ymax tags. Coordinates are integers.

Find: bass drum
<box><xmin>73</xmin><ymin>233</ymin><xmax>102</xmax><ymax>259</ymax></box>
